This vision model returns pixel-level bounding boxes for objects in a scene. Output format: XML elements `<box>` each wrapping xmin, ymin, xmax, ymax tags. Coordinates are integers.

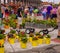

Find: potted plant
<box><xmin>45</xmin><ymin>34</ymin><xmax>51</xmax><ymax>44</ymax></box>
<box><xmin>29</xmin><ymin>33</ymin><xmax>34</xmax><ymax>42</ymax></box>
<box><xmin>10</xmin><ymin>30</ymin><xmax>16</xmax><ymax>38</ymax></box>
<box><xmin>19</xmin><ymin>23</ymin><xmax>25</xmax><ymax>29</ymax></box>
<box><xmin>20</xmin><ymin>32</ymin><xmax>27</xmax><ymax>37</ymax></box>
<box><xmin>11</xmin><ymin>22</ymin><xmax>17</xmax><ymax>29</ymax></box>
<box><xmin>20</xmin><ymin>37</ymin><xmax>28</xmax><ymax>49</ymax></box>
<box><xmin>4</xmin><ymin>24</ymin><xmax>10</xmax><ymax>29</ymax></box>
<box><xmin>0</xmin><ymin>47</ymin><xmax>4</xmax><ymax>53</ymax></box>
<box><xmin>32</xmin><ymin>37</ymin><xmax>38</xmax><ymax>47</ymax></box>
<box><xmin>35</xmin><ymin>32</ymin><xmax>41</xmax><ymax>38</ymax></box>
<box><xmin>0</xmin><ymin>34</ymin><xmax>5</xmax><ymax>47</ymax></box>
<box><xmin>3</xmin><ymin>19</ymin><xmax>10</xmax><ymax>29</ymax></box>
<box><xmin>38</xmin><ymin>36</ymin><xmax>43</xmax><ymax>44</ymax></box>
<box><xmin>9</xmin><ymin>18</ymin><xmax>17</xmax><ymax>29</ymax></box>
<box><xmin>0</xmin><ymin>34</ymin><xmax>5</xmax><ymax>53</ymax></box>
<box><xmin>7</xmin><ymin>33</ymin><xmax>15</xmax><ymax>44</ymax></box>
<box><xmin>21</xmin><ymin>23</ymin><xmax>25</xmax><ymax>28</ymax></box>
<box><xmin>18</xmin><ymin>32</ymin><xmax>27</xmax><ymax>41</ymax></box>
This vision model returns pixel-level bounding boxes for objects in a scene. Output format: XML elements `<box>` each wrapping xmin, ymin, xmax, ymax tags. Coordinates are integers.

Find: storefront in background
<box><xmin>0</xmin><ymin>0</ymin><xmax>41</xmax><ymax>6</ymax></box>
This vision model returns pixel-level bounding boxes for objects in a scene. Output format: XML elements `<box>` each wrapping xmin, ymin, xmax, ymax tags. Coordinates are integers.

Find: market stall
<box><xmin>0</xmin><ymin>14</ymin><xmax>58</xmax><ymax>53</ymax></box>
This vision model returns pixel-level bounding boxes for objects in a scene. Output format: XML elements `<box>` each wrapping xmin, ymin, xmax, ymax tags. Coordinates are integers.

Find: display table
<box><xmin>4</xmin><ymin>41</ymin><xmax>60</xmax><ymax>53</ymax></box>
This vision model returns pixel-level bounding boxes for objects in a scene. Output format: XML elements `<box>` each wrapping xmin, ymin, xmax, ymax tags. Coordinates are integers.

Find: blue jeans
<box><xmin>42</xmin><ymin>12</ymin><xmax>46</xmax><ymax>19</ymax></box>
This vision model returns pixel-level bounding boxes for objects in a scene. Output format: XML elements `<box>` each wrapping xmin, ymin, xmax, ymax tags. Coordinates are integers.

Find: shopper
<box><xmin>29</xmin><ymin>6</ymin><xmax>34</xmax><ymax>16</ymax></box>
<box><xmin>24</xmin><ymin>6</ymin><xmax>29</xmax><ymax>18</ymax></box>
<box><xmin>1</xmin><ymin>4</ymin><xmax>6</xmax><ymax>18</ymax></box>
<box><xmin>0</xmin><ymin>7</ymin><xmax>3</xmax><ymax>18</ymax></box>
<box><xmin>42</xmin><ymin>7</ymin><xmax>47</xmax><ymax>20</ymax></box>
<box><xmin>46</xmin><ymin>4</ymin><xmax>53</xmax><ymax>19</ymax></box>
<box><xmin>57</xmin><ymin>5</ymin><xmax>60</xmax><ymax>38</ymax></box>
<box><xmin>5</xmin><ymin>6</ymin><xmax>9</xmax><ymax>18</ymax></box>
<box><xmin>0</xmin><ymin>7</ymin><xmax>3</xmax><ymax>28</ymax></box>
<box><xmin>17</xmin><ymin>5</ymin><xmax>22</xmax><ymax>18</ymax></box>
<box><xmin>33</xmin><ymin>7</ymin><xmax>39</xmax><ymax>17</ymax></box>
<box><xmin>51</xmin><ymin>6</ymin><xmax>57</xmax><ymax>19</ymax></box>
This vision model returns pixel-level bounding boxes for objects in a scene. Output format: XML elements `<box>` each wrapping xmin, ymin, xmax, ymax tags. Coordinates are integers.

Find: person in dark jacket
<box><xmin>0</xmin><ymin>7</ymin><xmax>3</xmax><ymax>28</ymax></box>
<box><xmin>0</xmin><ymin>7</ymin><xmax>3</xmax><ymax>18</ymax></box>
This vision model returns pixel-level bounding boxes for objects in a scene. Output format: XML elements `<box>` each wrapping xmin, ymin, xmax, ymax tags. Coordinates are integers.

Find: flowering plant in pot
<box><xmin>7</xmin><ymin>33</ymin><xmax>15</xmax><ymax>44</ymax></box>
<box><xmin>19</xmin><ymin>23</ymin><xmax>25</xmax><ymax>29</ymax></box>
<box><xmin>18</xmin><ymin>31</ymin><xmax>27</xmax><ymax>41</ymax></box>
<box><xmin>9</xmin><ymin>18</ymin><xmax>17</xmax><ymax>29</ymax></box>
<box><xmin>0</xmin><ymin>34</ymin><xmax>5</xmax><ymax>47</ymax></box>
<box><xmin>29</xmin><ymin>33</ymin><xmax>34</xmax><ymax>42</ymax></box>
<box><xmin>3</xmin><ymin>19</ymin><xmax>10</xmax><ymax>29</ymax></box>
<box><xmin>10</xmin><ymin>30</ymin><xmax>16</xmax><ymax>38</ymax></box>
<box><xmin>38</xmin><ymin>36</ymin><xmax>44</xmax><ymax>44</ymax></box>
<box><xmin>20</xmin><ymin>37</ymin><xmax>28</xmax><ymax>49</ymax></box>
<box><xmin>35</xmin><ymin>32</ymin><xmax>41</xmax><ymax>38</ymax></box>
<box><xmin>32</xmin><ymin>36</ymin><xmax>38</xmax><ymax>47</ymax></box>
<box><xmin>45</xmin><ymin>34</ymin><xmax>51</xmax><ymax>44</ymax></box>
<box><xmin>10</xmin><ymin>22</ymin><xmax>17</xmax><ymax>29</ymax></box>
<box><xmin>4</xmin><ymin>24</ymin><xmax>10</xmax><ymax>29</ymax></box>
<box><xmin>0</xmin><ymin>34</ymin><xmax>5</xmax><ymax>53</ymax></box>
<box><xmin>20</xmin><ymin>32</ymin><xmax>27</xmax><ymax>37</ymax></box>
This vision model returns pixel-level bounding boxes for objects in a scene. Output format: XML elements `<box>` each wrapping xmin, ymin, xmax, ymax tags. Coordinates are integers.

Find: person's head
<box><xmin>53</xmin><ymin>4</ymin><xmax>56</xmax><ymax>8</ymax></box>
<box><xmin>18</xmin><ymin>4</ymin><xmax>21</xmax><ymax>8</ymax></box>
<box><xmin>50</xmin><ymin>3</ymin><xmax>52</xmax><ymax>6</ymax></box>
<box><xmin>58</xmin><ymin>3</ymin><xmax>60</xmax><ymax>6</ymax></box>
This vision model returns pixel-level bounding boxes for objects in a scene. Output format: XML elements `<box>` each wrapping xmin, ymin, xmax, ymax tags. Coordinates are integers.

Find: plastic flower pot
<box><xmin>29</xmin><ymin>37</ymin><xmax>32</xmax><ymax>42</ymax></box>
<box><xmin>0</xmin><ymin>39</ymin><xmax>4</xmax><ymax>53</ymax></box>
<box><xmin>8</xmin><ymin>38</ymin><xmax>15</xmax><ymax>44</ymax></box>
<box><xmin>0</xmin><ymin>47</ymin><xmax>4</xmax><ymax>53</ymax></box>
<box><xmin>45</xmin><ymin>38</ymin><xmax>51</xmax><ymax>44</ymax></box>
<box><xmin>20</xmin><ymin>42</ymin><xmax>27</xmax><ymax>49</ymax></box>
<box><xmin>0</xmin><ymin>39</ymin><xmax>4</xmax><ymax>46</ymax></box>
<box><xmin>32</xmin><ymin>40</ymin><xmax>38</xmax><ymax>47</ymax></box>
<box><xmin>38</xmin><ymin>38</ymin><xmax>43</xmax><ymax>44</ymax></box>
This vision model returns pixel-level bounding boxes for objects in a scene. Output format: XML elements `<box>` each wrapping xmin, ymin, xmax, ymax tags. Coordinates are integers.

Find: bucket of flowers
<box><xmin>32</xmin><ymin>36</ymin><xmax>38</xmax><ymax>47</ymax></box>
<box><xmin>7</xmin><ymin>33</ymin><xmax>15</xmax><ymax>44</ymax></box>
<box><xmin>3</xmin><ymin>19</ymin><xmax>10</xmax><ymax>29</ymax></box>
<box><xmin>45</xmin><ymin>34</ymin><xmax>51</xmax><ymax>44</ymax></box>
<box><xmin>38</xmin><ymin>36</ymin><xmax>44</xmax><ymax>44</ymax></box>
<box><xmin>29</xmin><ymin>33</ymin><xmax>34</xmax><ymax>42</ymax></box>
<box><xmin>0</xmin><ymin>34</ymin><xmax>5</xmax><ymax>53</ymax></box>
<box><xmin>20</xmin><ymin>37</ymin><xmax>28</xmax><ymax>49</ymax></box>
<box><xmin>10</xmin><ymin>30</ymin><xmax>16</xmax><ymax>39</ymax></box>
<box><xmin>18</xmin><ymin>31</ymin><xmax>27</xmax><ymax>41</ymax></box>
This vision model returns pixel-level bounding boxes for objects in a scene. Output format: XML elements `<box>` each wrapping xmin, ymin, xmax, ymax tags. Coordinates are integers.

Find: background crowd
<box><xmin>0</xmin><ymin>3</ymin><xmax>59</xmax><ymax>20</ymax></box>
